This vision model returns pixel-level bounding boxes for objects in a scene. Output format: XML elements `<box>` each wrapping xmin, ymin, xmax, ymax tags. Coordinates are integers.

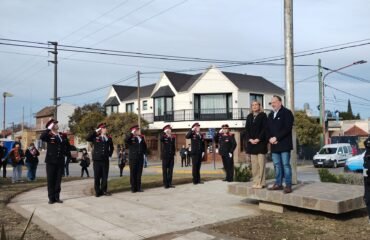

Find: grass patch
<box><xmin>108</xmin><ymin>174</ymin><xmax>224</xmax><ymax>193</ymax></box>
<box><xmin>318</xmin><ymin>168</ymin><xmax>363</xmax><ymax>185</ymax></box>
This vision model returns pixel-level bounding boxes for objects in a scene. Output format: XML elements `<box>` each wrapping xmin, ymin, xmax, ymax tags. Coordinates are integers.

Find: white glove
<box><xmin>131</xmin><ymin>130</ymin><xmax>136</xmax><ymax>134</ymax></box>
<box><xmin>47</xmin><ymin>123</ymin><xmax>54</xmax><ymax>130</ymax></box>
<box><xmin>229</xmin><ymin>153</ymin><xmax>232</xmax><ymax>158</ymax></box>
<box><xmin>192</xmin><ymin>127</ymin><xmax>195</xmax><ymax>132</ymax></box>
<box><xmin>95</xmin><ymin>128</ymin><xmax>101</xmax><ymax>133</ymax></box>
<box><xmin>202</xmin><ymin>152</ymin><xmax>205</xmax><ymax>158</ymax></box>
<box><xmin>363</xmin><ymin>168</ymin><xmax>368</xmax><ymax>177</ymax></box>
<box><xmin>219</xmin><ymin>129</ymin><xmax>223</xmax><ymax>134</ymax></box>
<box><xmin>215</xmin><ymin>149</ymin><xmax>219</xmax><ymax>154</ymax></box>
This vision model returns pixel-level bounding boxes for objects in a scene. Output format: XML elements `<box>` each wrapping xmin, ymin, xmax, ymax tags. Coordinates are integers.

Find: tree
<box><xmin>105</xmin><ymin>112</ymin><xmax>149</xmax><ymax>145</ymax></box>
<box><xmin>294</xmin><ymin>111</ymin><xmax>321</xmax><ymax>146</ymax></box>
<box><xmin>69</xmin><ymin>102</ymin><xmax>105</xmax><ymax>135</ymax></box>
<box><xmin>347</xmin><ymin>99</ymin><xmax>353</xmax><ymax>117</ymax></box>
<box><xmin>70</xmin><ymin>110</ymin><xmax>105</xmax><ymax>140</ymax></box>
<box><xmin>338</xmin><ymin>99</ymin><xmax>361</xmax><ymax>120</ymax></box>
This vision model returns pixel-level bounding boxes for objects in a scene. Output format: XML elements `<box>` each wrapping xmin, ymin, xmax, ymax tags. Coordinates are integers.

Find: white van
<box><xmin>313</xmin><ymin>143</ymin><xmax>353</xmax><ymax>168</ymax></box>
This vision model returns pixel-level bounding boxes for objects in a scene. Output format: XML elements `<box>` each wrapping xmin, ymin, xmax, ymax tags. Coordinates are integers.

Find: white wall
<box><xmin>57</xmin><ymin>103</ymin><xmax>77</xmax><ymax>131</ymax></box>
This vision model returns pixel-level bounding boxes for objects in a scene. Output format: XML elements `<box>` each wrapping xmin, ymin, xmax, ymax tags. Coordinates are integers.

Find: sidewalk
<box><xmin>8</xmin><ymin>180</ymin><xmax>259</xmax><ymax>240</ymax></box>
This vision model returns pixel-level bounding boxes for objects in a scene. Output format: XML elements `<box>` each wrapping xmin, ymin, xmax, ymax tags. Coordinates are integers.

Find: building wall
<box><xmin>57</xmin><ymin>103</ymin><xmax>77</xmax><ymax>132</ymax></box>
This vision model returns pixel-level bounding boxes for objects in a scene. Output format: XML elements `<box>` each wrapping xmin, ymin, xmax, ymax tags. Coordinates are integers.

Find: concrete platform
<box><xmin>228</xmin><ymin>181</ymin><xmax>366</xmax><ymax>214</ymax></box>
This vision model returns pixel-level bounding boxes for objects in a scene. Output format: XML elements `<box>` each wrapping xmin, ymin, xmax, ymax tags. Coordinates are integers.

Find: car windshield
<box><xmin>319</xmin><ymin>147</ymin><xmax>337</xmax><ymax>154</ymax></box>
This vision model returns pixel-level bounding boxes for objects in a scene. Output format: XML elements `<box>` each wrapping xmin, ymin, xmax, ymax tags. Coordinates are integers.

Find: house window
<box><xmin>194</xmin><ymin>94</ymin><xmax>232</xmax><ymax>120</ymax></box>
<box><xmin>105</xmin><ymin>105</ymin><xmax>119</xmax><ymax>116</ymax></box>
<box><xmin>250</xmin><ymin>93</ymin><xmax>264</xmax><ymax>107</ymax></box>
<box><xmin>154</xmin><ymin>97</ymin><xmax>173</xmax><ymax>121</ymax></box>
<box><xmin>126</xmin><ymin>103</ymin><xmax>134</xmax><ymax>113</ymax></box>
<box><xmin>143</xmin><ymin>100</ymin><xmax>148</xmax><ymax>111</ymax></box>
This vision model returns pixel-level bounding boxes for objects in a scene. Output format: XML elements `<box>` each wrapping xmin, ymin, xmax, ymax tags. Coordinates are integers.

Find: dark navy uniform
<box><xmin>215</xmin><ymin>127</ymin><xmax>237</xmax><ymax>182</ymax></box>
<box><xmin>86</xmin><ymin>130</ymin><xmax>114</xmax><ymax>197</ymax></box>
<box><xmin>125</xmin><ymin>128</ymin><xmax>147</xmax><ymax>193</ymax></box>
<box><xmin>161</xmin><ymin>129</ymin><xmax>176</xmax><ymax>188</ymax></box>
<box><xmin>363</xmin><ymin>136</ymin><xmax>370</xmax><ymax>220</ymax></box>
<box><xmin>40</xmin><ymin>120</ymin><xmax>70</xmax><ymax>203</ymax></box>
<box><xmin>185</xmin><ymin>123</ymin><xmax>205</xmax><ymax>184</ymax></box>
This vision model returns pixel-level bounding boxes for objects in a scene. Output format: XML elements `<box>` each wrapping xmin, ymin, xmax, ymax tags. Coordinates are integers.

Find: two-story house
<box><xmin>104</xmin><ymin>66</ymin><xmax>285</xmax><ymax>162</ymax></box>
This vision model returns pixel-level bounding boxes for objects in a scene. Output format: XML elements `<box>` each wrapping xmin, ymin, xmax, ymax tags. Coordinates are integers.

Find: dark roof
<box><xmin>152</xmin><ymin>86</ymin><xmax>175</xmax><ymax>98</ymax></box>
<box><xmin>112</xmin><ymin>84</ymin><xmax>155</xmax><ymax>102</ymax></box>
<box><xmin>222</xmin><ymin>71</ymin><xmax>285</xmax><ymax>94</ymax></box>
<box><xmin>103</xmin><ymin>96</ymin><xmax>120</xmax><ymax>106</ymax></box>
<box><xmin>163</xmin><ymin>71</ymin><xmax>201</xmax><ymax>92</ymax></box>
<box><xmin>35</xmin><ymin>106</ymin><xmax>55</xmax><ymax>118</ymax></box>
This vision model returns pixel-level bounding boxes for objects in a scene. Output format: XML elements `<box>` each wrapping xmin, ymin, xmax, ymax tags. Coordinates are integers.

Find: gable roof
<box><xmin>163</xmin><ymin>71</ymin><xmax>201</xmax><ymax>92</ymax></box>
<box><xmin>344</xmin><ymin>125</ymin><xmax>368</xmax><ymax>136</ymax></box>
<box><xmin>112</xmin><ymin>84</ymin><xmax>155</xmax><ymax>102</ymax></box>
<box><xmin>221</xmin><ymin>71</ymin><xmax>285</xmax><ymax>94</ymax></box>
<box><xmin>103</xmin><ymin>96</ymin><xmax>120</xmax><ymax>106</ymax></box>
<box><xmin>35</xmin><ymin>106</ymin><xmax>55</xmax><ymax>118</ymax></box>
<box><xmin>152</xmin><ymin>86</ymin><xmax>175</xmax><ymax>98</ymax></box>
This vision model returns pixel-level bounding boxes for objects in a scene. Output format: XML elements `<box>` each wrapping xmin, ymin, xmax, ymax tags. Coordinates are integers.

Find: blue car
<box><xmin>344</xmin><ymin>152</ymin><xmax>365</xmax><ymax>172</ymax></box>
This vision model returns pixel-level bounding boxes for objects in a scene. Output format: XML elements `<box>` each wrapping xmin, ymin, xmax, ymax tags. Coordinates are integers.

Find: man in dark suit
<box><xmin>40</xmin><ymin>119</ymin><xmax>71</xmax><ymax>204</ymax></box>
<box><xmin>266</xmin><ymin>95</ymin><xmax>294</xmax><ymax>194</ymax></box>
<box><xmin>186</xmin><ymin>123</ymin><xmax>205</xmax><ymax>184</ymax></box>
<box><xmin>161</xmin><ymin>124</ymin><xmax>176</xmax><ymax>189</ymax></box>
<box><xmin>215</xmin><ymin>124</ymin><xmax>237</xmax><ymax>182</ymax></box>
<box><xmin>125</xmin><ymin>125</ymin><xmax>147</xmax><ymax>193</ymax></box>
<box><xmin>86</xmin><ymin>123</ymin><xmax>114</xmax><ymax>197</ymax></box>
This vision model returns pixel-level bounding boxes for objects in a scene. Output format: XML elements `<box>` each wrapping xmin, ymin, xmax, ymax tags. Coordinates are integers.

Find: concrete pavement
<box><xmin>8</xmin><ymin>180</ymin><xmax>259</xmax><ymax>240</ymax></box>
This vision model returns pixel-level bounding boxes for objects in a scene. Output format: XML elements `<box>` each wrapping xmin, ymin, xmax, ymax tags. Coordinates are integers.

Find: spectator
<box><xmin>180</xmin><ymin>145</ymin><xmax>187</xmax><ymax>167</ymax></box>
<box><xmin>144</xmin><ymin>154</ymin><xmax>148</xmax><ymax>168</ymax></box>
<box><xmin>63</xmin><ymin>133</ymin><xmax>71</xmax><ymax>177</ymax></box>
<box><xmin>266</xmin><ymin>95</ymin><xmax>294</xmax><ymax>194</ymax></box>
<box><xmin>25</xmin><ymin>143</ymin><xmax>40</xmax><ymax>181</ymax></box>
<box><xmin>118</xmin><ymin>148</ymin><xmax>127</xmax><ymax>177</ymax></box>
<box><xmin>245</xmin><ymin>100</ymin><xmax>268</xmax><ymax>189</ymax></box>
<box><xmin>80</xmin><ymin>149</ymin><xmax>90</xmax><ymax>178</ymax></box>
<box><xmin>8</xmin><ymin>143</ymin><xmax>25</xmax><ymax>183</ymax></box>
<box><xmin>0</xmin><ymin>141</ymin><xmax>8</xmax><ymax>178</ymax></box>
<box><xmin>186</xmin><ymin>144</ymin><xmax>192</xmax><ymax>167</ymax></box>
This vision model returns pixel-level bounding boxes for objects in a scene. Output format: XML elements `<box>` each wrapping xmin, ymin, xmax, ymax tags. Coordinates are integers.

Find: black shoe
<box><xmin>103</xmin><ymin>192</ymin><xmax>112</xmax><ymax>196</ymax></box>
<box><xmin>55</xmin><ymin>199</ymin><xmax>63</xmax><ymax>203</ymax></box>
<box><xmin>164</xmin><ymin>186</ymin><xmax>169</xmax><ymax>189</ymax></box>
<box><xmin>137</xmin><ymin>189</ymin><xmax>144</xmax><ymax>192</ymax></box>
<box><xmin>222</xmin><ymin>179</ymin><xmax>227</xmax><ymax>182</ymax></box>
<box><xmin>169</xmin><ymin>185</ymin><xmax>176</xmax><ymax>188</ymax></box>
<box><xmin>95</xmin><ymin>194</ymin><xmax>101</xmax><ymax>197</ymax></box>
<box><xmin>48</xmin><ymin>200</ymin><xmax>55</xmax><ymax>204</ymax></box>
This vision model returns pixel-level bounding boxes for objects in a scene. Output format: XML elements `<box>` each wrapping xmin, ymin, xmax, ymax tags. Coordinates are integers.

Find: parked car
<box><xmin>69</xmin><ymin>145</ymin><xmax>78</xmax><ymax>163</ymax></box>
<box><xmin>313</xmin><ymin>143</ymin><xmax>353</xmax><ymax>168</ymax></box>
<box><xmin>344</xmin><ymin>152</ymin><xmax>365</xmax><ymax>173</ymax></box>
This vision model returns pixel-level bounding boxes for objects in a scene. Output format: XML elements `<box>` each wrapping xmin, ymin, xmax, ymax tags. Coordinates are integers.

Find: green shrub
<box><xmin>234</xmin><ymin>164</ymin><xmax>252</xmax><ymax>182</ymax></box>
<box><xmin>318</xmin><ymin>169</ymin><xmax>339</xmax><ymax>183</ymax></box>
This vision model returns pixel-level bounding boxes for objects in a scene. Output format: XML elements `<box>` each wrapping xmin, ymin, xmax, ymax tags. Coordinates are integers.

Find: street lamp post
<box><xmin>2</xmin><ymin>92</ymin><xmax>13</xmax><ymax>136</ymax></box>
<box><xmin>320</xmin><ymin>60</ymin><xmax>367</xmax><ymax>145</ymax></box>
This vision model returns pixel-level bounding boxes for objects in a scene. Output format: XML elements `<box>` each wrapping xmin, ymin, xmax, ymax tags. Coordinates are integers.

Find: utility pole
<box><xmin>137</xmin><ymin>71</ymin><xmax>141</xmax><ymax>130</ymax></box>
<box><xmin>318</xmin><ymin>59</ymin><xmax>324</xmax><ymax>147</ymax></box>
<box><xmin>284</xmin><ymin>0</ymin><xmax>297</xmax><ymax>184</ymax></box>
<box><xmin>21</xmin><ymin>106</ymin><xmax>24</xmax><ymax>132</ymax></box>
<box><xmin>48</xmin><ymin>41</ymin><xmax>58</xmax><ymax>120</ymax></box>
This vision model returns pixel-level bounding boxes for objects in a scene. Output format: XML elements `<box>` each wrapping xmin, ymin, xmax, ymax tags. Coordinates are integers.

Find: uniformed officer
<box><xmin>214</xmin><ymin>124</ymin><xmax>237</xmax><ymax>182</ymax></box>
<box><xmin>86</xmin><ymin>123</ymin><xmax>114</xmax><ymax>197</ymax></box>
<box><xmin>161</xmin><ymin>125</ymin><xmax>176</xmax><ymax>189</ymax></box>
<box><xmin>125</xmin><ymin>125</ymin><xmax>147</xmax><ymax>193</ymax></box>
<box><xmin>363</xmin><ymin>136</ymin><xmax>370</xmax><ymax>224</ymax></box>
<box><xmin>40</xmin><ymin>119</ymin><xmax>70</xmax><ymax>204</ymax></box>
<box><xmin>185</xmin><ymin>123</ymin><xmax>205</xmax><ymax>184</ymax></box>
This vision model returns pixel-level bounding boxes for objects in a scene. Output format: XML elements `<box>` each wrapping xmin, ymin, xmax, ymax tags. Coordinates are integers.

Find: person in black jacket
<box><xmin>266</xmin><ymin>96</ymin><xmax>294</xmax><ymax>194</ymax></box>
<box><xmin>0</xmin><ymin>141</ymin><xmax>8</xmax><ymax>178</ymax></box>
<box><xmin>40</xmin><ymin>119</ymin><xmax>71</xmax><ymax>204</ymax></box>
<box><xmin>363</xmin><ymin>136</ymin><xmax>370</xmax><ymax>224</ymax></box>
<box><xmin>86</xmin><ymin>123</ymin><xmax>114</xmax><ymax>197</ymax></box>
<box><xmin>245</xmin><ymin>101</ymin><xmax>268</xmax><ymax>189</ymax></box>
<box><xmin>80</xmin><ymin>149</ymin><xmax>90</xmax><ymax>178</ymax></box>
<box><xmin>25</xmin><ymin>143</ymin><xmax>40</xmax><ymax>181</ymax></box>
<box><xmin>186</xmin><ymin>122</ymin><xmax>205</xmax><ymax>184</ymax></box>
<box><xmin>125</xmin><ymin>125</ymin><xmax>147</xmax><ymax>193</ymax></box>
<box><xmin>215</xmin><ymin>124</ymin><xmax>237</xmax><ymax>182</ymax></box>
<box><xmin>161</xmin><ymin>125</ymin><xmax>176</xmax><ymax>189</ymax></box>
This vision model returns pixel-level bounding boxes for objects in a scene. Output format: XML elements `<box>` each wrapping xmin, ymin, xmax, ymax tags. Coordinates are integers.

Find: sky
<box><xmin>0</xmin><ymin>0</ymin><xmax>369</xmax><ymax>127</ymax></box>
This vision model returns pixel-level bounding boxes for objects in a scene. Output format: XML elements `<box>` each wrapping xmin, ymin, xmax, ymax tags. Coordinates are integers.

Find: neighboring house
<box><xmin>104</xmin><ymin>66</ymin><xmax>285</xmax><ymax>161</ymax></box>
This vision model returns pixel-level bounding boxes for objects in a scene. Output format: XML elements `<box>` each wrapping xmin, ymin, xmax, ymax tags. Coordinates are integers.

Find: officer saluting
<box><xmin>186</xmin><ymin>123</ymin><xmax>205</xmax><ymax>185</ymax></box>
<box><xmin>363</xmin><ymin>136</ymin><xmax>370</xmax><ymax>224</ymax></box>
<box><xmin>215</xmin><ymin>124</ymin><xmax>237</xmax><ymax>182</ymax></box>
<box><xmin>86</xmin><ymin>123</ymin><xmax>114</xmax><ymax>197</ymax></box>
<box><xmin>161</xmin><ymin>125</ymin><xmax>176</xmax><ymax>189</ymax></box>
<box><xmin>40</xmin><ymin>119</ymin><xmax>71</xmax><ymax>204</ymax></box>
<box><xmin>125</xmin><ymin>125</ymin><xmax>147</xmax><ymax>193</ymax></box>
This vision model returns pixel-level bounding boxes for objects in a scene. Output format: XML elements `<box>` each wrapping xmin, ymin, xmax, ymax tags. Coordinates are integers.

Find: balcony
<box><xmin>142</xmin><ymin>108</ymin><xmax>254</xmax><ymax>123</ymax></box>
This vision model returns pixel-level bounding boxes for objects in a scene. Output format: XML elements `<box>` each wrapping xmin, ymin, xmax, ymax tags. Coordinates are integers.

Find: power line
<box><xmin>325</xmin><ymin>84</ymin><xmax>370</xmax><ymax>102</ymax></box>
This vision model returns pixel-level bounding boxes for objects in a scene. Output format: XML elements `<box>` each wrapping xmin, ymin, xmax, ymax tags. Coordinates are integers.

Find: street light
<box><xmin>320</xmin><ymin>60</ymin><xmax>367</xmax><ymax>145</ymax></box>
<box><xmin>3</xmin><ymin>92</ymin><xmax>13</xmax><ymax>136</ymax></box>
